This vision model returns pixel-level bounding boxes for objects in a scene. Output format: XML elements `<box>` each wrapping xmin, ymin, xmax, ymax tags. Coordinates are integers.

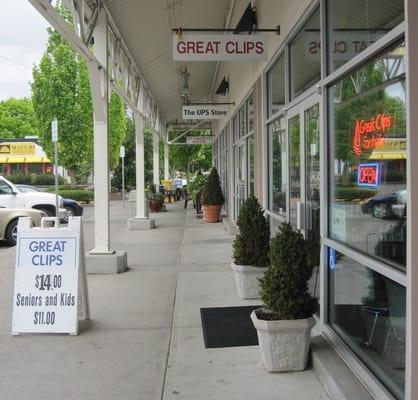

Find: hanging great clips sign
<box><xmin>182</xmin><ymin>104</ymin><xmax>229</xmax><ymax>120</ymax></box>
<box><xmin>173</xmin><ymin>34</ymin><xmax>267</xmax><ymax>61</ymax></box>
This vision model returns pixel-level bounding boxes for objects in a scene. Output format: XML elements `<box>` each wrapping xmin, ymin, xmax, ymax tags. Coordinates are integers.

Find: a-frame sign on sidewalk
<box><xmin>12</xmin><ymin>217</ymin><xmax>90</xmax><ymax>336</ymax></box>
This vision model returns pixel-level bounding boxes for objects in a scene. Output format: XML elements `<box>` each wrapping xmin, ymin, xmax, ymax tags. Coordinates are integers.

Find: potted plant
<box><xmin>201</xmin><ymin>167</ymin><xmax>224</xmax><ymax>223</ymax></box>
<box><xmin>251</xmin><ymin>222</ymin><xmax>317</xmax><ymax>372</ymax></box>
<box><xmin>146</xmin><ymin>184</ymin><xmax>164</xmax><ymax>212</ymax></box>
<box><xmin>231</xmin><ymin>196</ymin><xmax>270</xmax><ymax>299</ymax></box>
<box><xmin>188</xmin><ymin>171</ymin><xmax>207</xmax><ymax>214</ymax></box>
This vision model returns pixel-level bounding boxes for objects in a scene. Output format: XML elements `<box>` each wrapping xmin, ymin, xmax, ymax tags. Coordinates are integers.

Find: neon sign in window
<box><xmin>352</xmin><ymin>113</ymin><xmax>393</xmax><ymax>155</ymax></box>
<box><xmin>357</xmin><ymin>163</ymin><xmax>380</xmax><ymax>187</ymax></box>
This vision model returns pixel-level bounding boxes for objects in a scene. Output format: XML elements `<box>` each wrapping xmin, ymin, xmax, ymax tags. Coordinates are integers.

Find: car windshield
<box><xmin>16</xmin><ymin>185</ymin><xmax>41</xmax><ymax>193</ymax></box>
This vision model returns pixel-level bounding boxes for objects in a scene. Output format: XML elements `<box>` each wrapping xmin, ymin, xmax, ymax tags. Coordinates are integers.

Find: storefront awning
<box><xmin>0</xmin><ymin>155</ymin><xmax>51</xmax><ymax>164</ymax></box>
<box><xmin>369</xmin><ymin>151</ymin><xmax>407</xmax><ymax>160</ymax></box>
<box><xmin>26</xmin><ymin>156</ymin><xmax>51</xmax><ymax>163</ymax></box>
<box><xmin>4</xmin><ymin>157</ymin><xmax>25</xmax><ymax>164</ymax></box>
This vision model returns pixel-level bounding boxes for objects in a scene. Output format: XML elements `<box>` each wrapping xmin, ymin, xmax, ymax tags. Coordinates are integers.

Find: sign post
<box><xmin>51</xmin><ymin>119</ymin><xmax>59</xmax><ymax>225</ymax></box>
<box><xmin>120</xmin><ymin>145</ymin><xmax>125</xmax><ymax>208</ymax></box>
<box><xmin>12</xmin><ymin>216</ymin><xmax>89</xmax><ymax>335</ymax></box>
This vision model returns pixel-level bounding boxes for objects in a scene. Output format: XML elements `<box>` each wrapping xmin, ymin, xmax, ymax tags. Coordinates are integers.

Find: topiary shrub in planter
<box><xmin>251</xmin><ymin>222</ymin><xmax>317</xmax><ymax>372</ymax></box>
<box><xmin>201</xmin><ymin>167</ymin><xmax>224</xmax><ymax>223</ymax></box>
<box><xmin>146</xmin><ymin>184</ymin><xmax>164</xmax><ymax>212</ymax></box>
<box><xmin>231</xmin><ymin>196</ymin><xmax>270</xmax><ymax>299</ymax></box>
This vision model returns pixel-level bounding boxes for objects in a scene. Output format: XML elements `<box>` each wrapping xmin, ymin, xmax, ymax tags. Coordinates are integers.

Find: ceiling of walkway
<box><xmin>102</xmin><ymin>0</ymin><xmax>232</xmax><ymax>126</ymax></box>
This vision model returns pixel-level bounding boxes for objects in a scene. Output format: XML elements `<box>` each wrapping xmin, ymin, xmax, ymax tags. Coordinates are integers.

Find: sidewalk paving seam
<box><xmin>160</xmin><ymin>208</ymin><xmax>186</xmax><ymax>400</ymax></box>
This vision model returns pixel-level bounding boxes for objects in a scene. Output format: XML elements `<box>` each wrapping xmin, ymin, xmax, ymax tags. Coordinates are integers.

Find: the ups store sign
<box><xmin>0</xmin><ymin>142</ymin><xmax>36</xmax><ymax>155</ymax></box>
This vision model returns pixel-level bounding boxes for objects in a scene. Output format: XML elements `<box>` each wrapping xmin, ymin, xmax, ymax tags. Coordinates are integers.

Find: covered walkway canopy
<box><xmin>28</xmin><ymin>0</ymin><xmax>258</xmax><ymax>261</ymax></box>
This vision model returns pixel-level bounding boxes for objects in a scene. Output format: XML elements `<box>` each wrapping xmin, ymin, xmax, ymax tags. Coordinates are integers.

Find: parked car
<box><xmin>0</xmin><ymin>176</ymin><xmax>67</xmax><ymax>219</ymax></box>
<box><xmin>16</xmin><ymin>184</ymin><xmax>83</xmax><ymax>222</ymax></box>
<box><xmin>0</xmin><ymin>207</ymin><xmax>45</xmax><ymax>245</ymax></box>
<box><xmin>361</xmin><ymin>190</ymin><xmax>407</xmax><ymax>219</ymax></box>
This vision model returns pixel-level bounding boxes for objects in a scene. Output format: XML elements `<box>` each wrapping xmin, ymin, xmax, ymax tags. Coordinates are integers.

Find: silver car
<box><xmin>0</xmin><ymin>207</ymin><xmax>45</xmax><ymax>246</ymax></box>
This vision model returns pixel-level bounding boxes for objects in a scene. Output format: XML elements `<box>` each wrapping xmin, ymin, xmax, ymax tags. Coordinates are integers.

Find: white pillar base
<box><xmin>127</xmin><ymin>217</ymin><xmax>155</xmax><ymax>230</ymax></box>
<box><xmin>86</xmin><ymin>251</ymin><xmax>127</xmax><ymax>274</ymax></box>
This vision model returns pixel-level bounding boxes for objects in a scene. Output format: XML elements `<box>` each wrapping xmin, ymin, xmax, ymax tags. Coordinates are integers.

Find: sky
<box><xmin>0</xmin><ymin>0</ymin><xmax>50</xmax><ymax>101</ymax></box>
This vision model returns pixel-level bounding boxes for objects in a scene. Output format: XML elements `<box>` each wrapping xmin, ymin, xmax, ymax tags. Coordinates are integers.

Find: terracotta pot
<box><xmin>203</xmin><ymin>204</ymin><xmax>221</xmax><ymax>223</ymax></box>
<box><xmin>148</xmin><ymin>199</ymin><xmax>162</xmax><ymax>212</ymax></box>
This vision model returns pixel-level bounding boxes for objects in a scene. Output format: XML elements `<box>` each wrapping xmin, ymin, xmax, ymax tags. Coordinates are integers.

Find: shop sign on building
<box><xmin>12</xmin><ymin>217</ymin><xmax>89</xmax><ymax>336</ymax></box>
<box><xmin>183</xmin><ymin>104</ymin><xmax>229</xmax><ymax>120</ymax></box>
<box><xmin>0</xmin><ymin>142</ymin><xmax>36</xmax><ymax>155</ymax></box>
<box><xmin>186</xmin><ymin>136</ymin><xmax>213</xmax><ymax>145</ymax></box>
<box><xmin>173</xmin><ymin>34</ymin><xmax>267</xmax><ymax>61</ymax></box>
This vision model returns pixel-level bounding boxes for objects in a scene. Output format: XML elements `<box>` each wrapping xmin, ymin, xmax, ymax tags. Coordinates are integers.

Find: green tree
<box><xmin>168</xmin><ymin>131</ymin><xmax>213</xmax><ymax>181</ymax></box>
<box><xmin>108</xmin><ymin>92</ymin><xmax>127</xmax><ymax>171</ymax></box>
<box><xmin>0</xmin><ymin>98</ymin><xmax>39</xmax><ymax>138</ymax></box>
<box><xmin>31</xmin><ymin>8</ymin><xmax>127</xmax><ymax>183</ymax></box>
<box><xmin>31</xmin><ymin>25</ymin><xmax>93</xmax><ymax>182</ymax></box>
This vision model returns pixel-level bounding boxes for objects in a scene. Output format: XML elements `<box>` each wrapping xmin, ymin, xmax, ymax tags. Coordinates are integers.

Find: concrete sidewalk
<box><xmin>0</xmin><ymin>201</ymin><xmax>329</xmax><ymax>400</ymax></box>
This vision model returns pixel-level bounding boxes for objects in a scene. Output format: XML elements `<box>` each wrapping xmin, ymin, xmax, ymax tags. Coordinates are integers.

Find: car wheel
<box><xmin>372</xmin><ymin>203</ymin><xmax>388</xmax><ymax>219</ymax></box>
<box><xmin>5</xmin><ymin>219</ymin><xmax>18</xmax><ymax>246</ymax></box>
<box><xmin>36</xmin><ymin>207</ymin><xmax>54</xmax><ymax>217</ymax></box>
<box><xmin>64</xmin><ymin>206</ymin><xmax>76</xmax><ymax>222</ymax></box>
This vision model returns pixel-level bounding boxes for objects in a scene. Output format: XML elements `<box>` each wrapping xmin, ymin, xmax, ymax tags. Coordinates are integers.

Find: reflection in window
<box><xmin>239</xmin><ymin>106</ymin><xmax>246</xmax><ymax>138</ymax></box>
<box><xmin>268</xmin><ymin>117</ymin><xmax>286</xmax><ymax>215</ymax></box>
<box><xmin>290</xmin><ymin>7</ymin><xmax>321</xmax><ymax>99</ymax></box>
<box><xmin>248</xmin><ymin>137</ymin><xmax>254</xmax><ymax>196</ymax></box>
<box><xmin>267</xmin><ymin>54</ymin><xmax>285</xmax><ymax>117</ymax></box>
<box><xmin>248</xmin><ymin>95</ymin><xmax>254</xmax><ymax>132</ymax></box>
<box><xmin>329</xmin><ymin>42</ymin><xmax>406</xmax><ymax>270</ymax></box>
<box><xmin>329</xmin><ymin>251</ymin><xmax>405</xmax><ymax>398</ymax></box>
<box><xmin>328</xmin><ymin>0</ymin><xmax>404</xmax><ymax>73</ymax></box>
<box><xmin>289</xmin><ymin>115</ymin><xmax>301</xmax><ymax>227</ymax></box>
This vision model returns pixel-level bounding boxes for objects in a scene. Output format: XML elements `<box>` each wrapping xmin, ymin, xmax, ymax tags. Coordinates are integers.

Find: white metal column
<box><xmin>133</xmin><ymin>112</ymin><xmax>147</xmax><ymax>219</ymax></box>
<box><xmin>164</xmin><ymin>142</ymin><xmax>169</xmax><ymax>180</ymax></box>
<box><xmin>406</xmin><ymin>1</ymin><xmax>418</xmax><ymax>398</ymax></box>
<box><xmin>87</xmin><ymin>9</ymin><xmax>112</xmax><ymax>254</ymax></box>
<box><xmin>153</xmin><ymin>130</ymin><xmax>160</xmax><ymax>191</ymax></box>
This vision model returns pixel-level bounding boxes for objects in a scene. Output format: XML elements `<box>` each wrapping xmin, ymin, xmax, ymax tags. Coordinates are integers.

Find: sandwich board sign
<box><xmin>12</xmin><ymin>217</ymin><xmax>89</xmax><ymax>336</ymax></box>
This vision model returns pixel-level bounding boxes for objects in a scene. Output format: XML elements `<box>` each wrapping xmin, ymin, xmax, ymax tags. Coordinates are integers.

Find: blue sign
<box><xmin>357</xmin><ymin>163</ymin><xmax>380</xmax><ymax>187</ymax></box>
<box><xmin>329</xmin><ymin>248</ymin><xmax>336</xmax><ymax>270</ymax></box>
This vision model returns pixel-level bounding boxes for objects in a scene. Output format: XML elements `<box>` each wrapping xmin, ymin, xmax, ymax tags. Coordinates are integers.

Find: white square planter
<box><xmin>251</xmin><ymin>309</ymin><xmax>315</xmax><ymax>372</ymax></box>
<box><xmin>230</xmin><ymin>263</ymin><xmax>267</xmax><ymax>299</ymax></box>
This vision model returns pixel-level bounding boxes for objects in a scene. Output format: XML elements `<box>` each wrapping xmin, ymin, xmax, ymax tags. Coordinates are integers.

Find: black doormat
<box><xmin>200</xmin><ymin>305</ymin><xmax>261</xmax><ymax>348</ymax></box>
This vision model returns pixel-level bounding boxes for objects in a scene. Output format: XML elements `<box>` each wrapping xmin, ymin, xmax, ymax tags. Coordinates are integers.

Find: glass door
<box><xmin>286</xmin><ymin>98</ymin><xmax>320</xmax><ymax>305</ymax></box>
<box><xmin>286</xmin><ymin>98</ymin><xmax>320</xmax><ymax>236</ymax></box>
<box><xmin>234</xmin><ymin>142</ymin><xmax>246</xmax><ymax>220</ymax></box>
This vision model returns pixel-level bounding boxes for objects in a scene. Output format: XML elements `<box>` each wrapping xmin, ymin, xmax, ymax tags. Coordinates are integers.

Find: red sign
<box><xmin>357</xmin><ymin>163</ymin><xmax>379</xmax><ymax>187</ymax></box>
<box><xmin>352</xmin><ymin>113</ymin><xmax>393</xmax><ymax>155</ymax></box>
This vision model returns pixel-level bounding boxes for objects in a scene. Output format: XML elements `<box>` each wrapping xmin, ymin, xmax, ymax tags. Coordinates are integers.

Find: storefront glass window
<box><xmin>328</xmin><ymin>0</ymin><xmax>404</xmax><ymax>73</ymax></box>
<box><xmin>267</xmin><ymin>54</ymin><xmax>285</xmax><ymax>117</ymax></box>
<box><xmin>289</xmin><ymin>115</ymin><xmax>301</xmax><ymax>226</ymax></box>
<box><xmin>248</xmin><ymin>137</ymin><xmax>254</xmax><ymax>196</ymax></box>
<box><xmin>268</xmin><ymin>117</ymin><xmax>286</xmax><ymax>215</ymax></box>
<box><xmin>233</xmin><ymin>115</ymin><xmax>239</xmax><ymax>143</ymax></box>
<box><xmin>329</xmin><ymin>42</ymin><xmax>406</xmax><ymax>270</ymax></box>
<box><xmin>329</xmin><ymin>250</ymin><xmax>405</xmax><ymax>398</ymax></box>
<box><xmin>248</xmin><ymin>95</ymin><xmax>254</xmax><ymax>132</ymax></box>
<box><xmin>290</xmin><ymin>8</ymin><xmax>321</xmax><ymax>100</ymax></box>
<box><xmin>239</xmin><ymin>105</ymin><xmax>246</xmax><ymax>138</ymax></box>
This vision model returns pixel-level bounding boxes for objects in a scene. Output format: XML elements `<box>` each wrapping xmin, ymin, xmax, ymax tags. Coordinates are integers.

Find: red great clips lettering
<box><xmin>352</xmin><ymin>113</ymin><xmax>393</xmax><ymax>155</ymax></box>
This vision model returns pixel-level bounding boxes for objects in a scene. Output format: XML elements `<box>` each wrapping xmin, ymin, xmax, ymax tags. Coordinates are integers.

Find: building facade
<box><xmin>0</xmin><ymin>138</ymin><xmax>53</xmax><ymax>176</ymax></box>
<box><xmin>212</xmin><ymin>1</ymin><xmax>407</xmax><ymax>399</ymax></box>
